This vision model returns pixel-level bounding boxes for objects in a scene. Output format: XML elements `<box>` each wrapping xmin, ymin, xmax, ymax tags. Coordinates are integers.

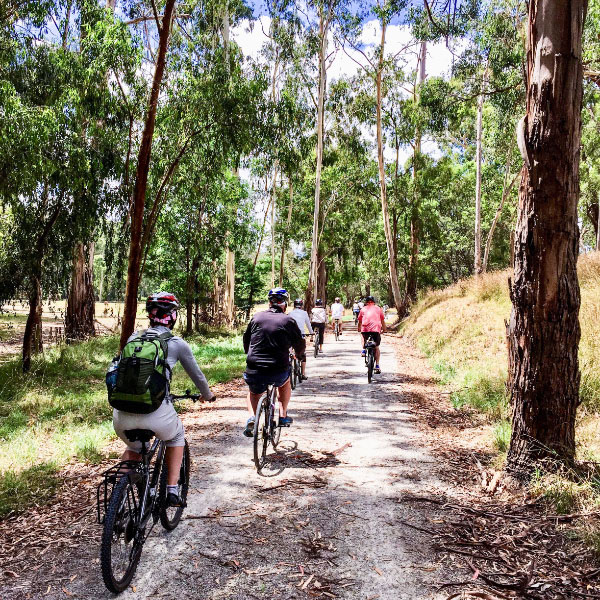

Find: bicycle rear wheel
<box><xmin>314</xmin><ymin>331</ymin><xmax>319</xmax><ymax>358</ymax></box>
<box><xmin>335</xmin><ymin>323</ymin><xmax>339</xmax><ymax>341</ymax></box>
<box><xmin>290</xmin><ymin>359</ymin><xmax>297</xmax><ymax>389</ymax></box>
<box><xmin>100</xmin><ymin>475</ymin><xmax>144</xmax><ymax>593</ymax></box>
<box><xmin>367</xmin><ymin>351</ymin><xmax>374</xmax><ymax>383</ymax></box>
<box><xmin>295</xmin><ymin>359</ymin><xmax>303</xmax><ymax>385</ymax></box>
<box><xmin>253</xmin><ymin>395</ymin><xmax>270</xmax><ymax>471</ymax></box>
<box><xmin>271</xmin><ymin>388</ymin><xmax>281</xmax><ymax>448</ymax></box>
<box><xmin>159</xmin><ymin>440</ymin><xmax>190</xmax><ymax>531</ymax></box>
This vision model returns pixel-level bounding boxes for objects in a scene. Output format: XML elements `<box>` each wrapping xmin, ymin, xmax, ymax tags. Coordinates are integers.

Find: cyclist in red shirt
<box><xmin>357</xmin><ymin>296</ymin><xmax>386</xmax><ymax>374</ymax></box>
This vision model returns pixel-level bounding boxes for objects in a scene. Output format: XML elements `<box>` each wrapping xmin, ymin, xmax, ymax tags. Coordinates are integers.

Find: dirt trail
<box><xmin>7</xmin><ymin>329</ymin><xmax>453</xmax><ymax>600</ymax></box>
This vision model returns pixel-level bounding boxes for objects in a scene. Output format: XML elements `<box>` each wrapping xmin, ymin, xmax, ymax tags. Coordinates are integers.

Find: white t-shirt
<box><xmin>331</xmin><ymin>302</ymin><xmax>344</xmax><ymax>319</ymax></box>
<box><xmin>310</xmin><ymin>307</ymin><xmax>327</xmax><ymax>324</ymax></box>
<box><xmin>353</xmin><ymin>303</ymin><xmax>360</xmax><ymax>311</ymax></box>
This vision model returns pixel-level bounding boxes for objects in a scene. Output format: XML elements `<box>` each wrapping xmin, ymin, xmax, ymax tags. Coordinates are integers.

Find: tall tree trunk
<box><xmin>375</xmin><ymin>19</ymin><xmax>403</xmax><ymax>316</ymax></box>
<box><xmin>597</xmin><ymin>194</ymin><xmax>600</xmax><ymax>250</ymax></box>
<box><xmin>120</xmin><ymin>0</ymin><xmax>176</xmax><ymax>349</ymax></box>
<box><xmin>224</xmin><ymin>247</ymin><xmax>235</xmax><ymax>324</ymax></box>
<box><xmin>474</xmin><ymin>67</ymin><xmax>487</xmax><ymax>275</ymax></box>
<box><xmin>317</xmin><ymin>251</ymin><xmax>327</xmax><ymax>303</ymax></box>
<box><xmin>506</xmin><ymin>0</ymin><xmax>586</xmax><ymax>477</ymax></box>
<box><xmin>271</xmin><ymin>176</ymin><xmax>276</xmax><ymax>288</ymax></box>
<box><xmin>279</xmin><ymin>178</ymin><xmax>293</xmax><ymax>287</ymax></box>
<box><xmin>65</xmin><ymin>242</ymin><xmax>96</xmax><ymax>341</ymax></box>
<box><xmin>306</xmin><ymin>8</ymin><xmax>330</xmax><ymax>314</ymax></box>
<box><xmin>405</xmin><ymin>41</ymin><xmax>426</xmax><ymax>305</ymax></box>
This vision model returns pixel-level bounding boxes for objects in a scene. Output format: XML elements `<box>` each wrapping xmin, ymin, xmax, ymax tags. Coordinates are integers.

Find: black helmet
<box><xmin>268</xmin><ymin>287</ymin><xmax>290</xmax><ymax>304</ymax></box>
<box><xmin>315</xmin><ymin>298</ymin><xmax>323</xmax><ymax>306</ymax></box>
<box><xmin>146</xmin><ymin>292</ymin><xmax>179</xmax><ymax>325</ymax></box>
<box><xmin>294</xmin><ymin>298</ymin><xmax>303</xmax><ymax>308</ymax></box>
<box><xmin>365</xmin><ymin>295</ymin><xmax>376</xmax><ymax>304</ymax></box>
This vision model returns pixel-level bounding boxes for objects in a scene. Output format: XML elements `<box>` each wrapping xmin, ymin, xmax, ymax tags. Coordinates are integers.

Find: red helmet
<box><xmin>146</xmin><ymin>292</ymin><xmax>179</xmax><ymax>326</ymax></box>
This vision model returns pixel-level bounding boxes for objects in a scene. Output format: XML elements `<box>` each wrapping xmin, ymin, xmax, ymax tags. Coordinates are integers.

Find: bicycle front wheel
<box><xmin>159</xmin><ymin>440</ymin><xmax>190</xmax><ymax>531</ymax></box>
<box><xmin>253</xmin><ymin>396</ymin><xmax>270</xmax><ymax>471</ymax></box>
<box><xmin>100</xmin><ymin>475</ymin><xmax>144</xmax><ymax>593</ymax></box>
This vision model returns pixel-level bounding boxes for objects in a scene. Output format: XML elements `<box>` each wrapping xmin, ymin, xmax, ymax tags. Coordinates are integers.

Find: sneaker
<box><xmin>301</xmin><ymin>375</ymin><xmax>308</xmax><ymax>381</ymax></box>
<box><xmin>279</xmin><ymin>415</ymin><xmax>293</xmax><ymax>426</ymax></box>
<box><xmin>243</xmin><ymin>417</ymin><xmax>255</xmax><ymax>438</ymax></box>
<box><xmin>166</xmin><ymin>492</ymin><xmax>184</xmax><ymax>508</ymax></box>
<box><xmin>361</xmin><ymin>349</ymin><xmax>366</xmax><ymax>357</ymax></box>
<box><xmin>374</xmin><ymin>366</ymin><xmax>381</xmax><ymax>374</ymax></box>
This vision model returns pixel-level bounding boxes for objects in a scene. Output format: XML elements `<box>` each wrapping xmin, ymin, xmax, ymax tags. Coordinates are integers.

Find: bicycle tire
<box><xmin>100</xmin><ymin>475</ymin><xmax>143</xmax><ymax>593</ymax></box>
<box><xmin>314</xmin><ymin>331</ymin><xmax>319</xmax><ymax>358</ymax></box>
<box><xmin>335</xmin><ymin>323</ymin><xmax>339</xmax><ymax>341</ymax></box>
<box><xmin>368</xmin><ymin>351</ymin><xmax>374</xmax><ymax>383</ymax></box>
<box><xmin>253</xmin><ymin>395</ymin><xmax>270</xmax><ymax>471</ymax></box>
<box><xmin>296</xmin><ymin>360</ymin><xmax>303</xmax><ymax>385</ymax></box>
<box><xmin>271</xmin><ymin>388</ymin><xmax>281</xmax><ymax>448</ymax></box>
<box><xmin>159</xmin><ymin>440</ymin><xmax>190</xmax><ymax>531</ymax></box>
<box><xmin>290</xmin><ymin>359</ymin><xmax>297</xmax><ymax>390</ymax></box>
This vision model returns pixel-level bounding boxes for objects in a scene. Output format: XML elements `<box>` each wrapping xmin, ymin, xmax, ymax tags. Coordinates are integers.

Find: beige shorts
<box><xmin>113</xmin><ymin>400</ymin><xmax>185</xmax><ymax>452</ymax></box>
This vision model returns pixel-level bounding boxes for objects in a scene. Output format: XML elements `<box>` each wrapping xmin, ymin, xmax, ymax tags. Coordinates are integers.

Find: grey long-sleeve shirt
<box><xmin>127</xmin><ymin>326</ymin><xmax>212</xmax><ymax>399</ymax></box>
<box><xmin>289</xmin><ymin>308</ymin><xmax>313</xmax><ymax>335</ymax></box>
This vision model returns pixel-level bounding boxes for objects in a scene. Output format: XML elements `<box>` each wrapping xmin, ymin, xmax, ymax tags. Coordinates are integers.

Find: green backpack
<box><xmin>107</xmin><ymin>330</ymin><xmax>173</xmax><ymax>414</ymax></box>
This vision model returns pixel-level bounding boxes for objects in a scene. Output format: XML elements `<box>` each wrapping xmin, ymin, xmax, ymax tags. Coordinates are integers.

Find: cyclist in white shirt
<box><xmin>289</xmin><ymin>299</ymin><xmax>313</xmax><ymax>379</ymax></box>
<box><xmin>310</xmin><ymin>298</ymin><xmax>327</xmax><ymax>354</ymax></box>
<box><xmin>330</xmin><ymin>297</ymin><xmax>344</xmax><ymax>335</ymax></box>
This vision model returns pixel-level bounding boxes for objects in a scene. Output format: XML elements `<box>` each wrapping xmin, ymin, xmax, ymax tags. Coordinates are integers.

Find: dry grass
<box><xmin>403</xmin><ymin>252</ymin><xmax>600</xmax><ymax>456</ymax></box>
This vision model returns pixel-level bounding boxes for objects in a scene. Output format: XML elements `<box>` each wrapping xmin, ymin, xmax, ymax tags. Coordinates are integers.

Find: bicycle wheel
<box><xmin>314</xmin><ymin>331</ymin><xmax>319</xmax><ymax>358</ymax></box>
<box><xmin>296</xmin><ymin>359</ymin><xmax>303</xmax><ymax>385</ymax></box>
<box><xmin>367</xmin><ymin>350</ymin><xmax>374</xmax><ymax>383</ymax></box>
<box><xmin>159</xmin><ymin>440</ymin><xmax>190</xmax><ymax>531</ymax></box>
<box><xmin>253</xmin><ymin>395</ymin><xmax>270</xmax><ymax>471</ymax></box>
<box><xmin>271</xmin><ymin>389</ymin><xmax>281</xmax><ymax>448</ymax></box>
<box><xmin>290</xmin><ymin>358</ymin><xmax>297</xmax><ymax>390</ymax></box>
<box><xmin>335</xmin><ymin>323</ymin><xmax>339</xmax><ymax>341</ymax></box>
<box><xmin>101</xmin><ymin>475</ymin><xmax>144</xmax><ymax>593</ymax></box>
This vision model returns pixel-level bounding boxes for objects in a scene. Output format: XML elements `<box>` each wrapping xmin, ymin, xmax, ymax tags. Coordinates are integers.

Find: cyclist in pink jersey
<box><xmin>357</xmin><ymin>296</ymin><xmax>386</xmax><ymax>374</ymax></box>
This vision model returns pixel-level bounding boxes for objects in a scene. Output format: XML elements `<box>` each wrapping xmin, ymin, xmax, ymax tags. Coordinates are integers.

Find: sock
<box><xmin>167</xmin><ymin>485</ymin><xmax>178</xmax><ymax>495</ymax></box>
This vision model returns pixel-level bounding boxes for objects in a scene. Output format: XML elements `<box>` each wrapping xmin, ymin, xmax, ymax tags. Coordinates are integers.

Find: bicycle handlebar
<box><xmin>171</xmin><ymin>389</ymin><xmax>217</xmax><ymax>402</ymax></box>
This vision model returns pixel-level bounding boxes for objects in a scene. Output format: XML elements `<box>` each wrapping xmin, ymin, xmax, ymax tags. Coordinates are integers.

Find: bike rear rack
<box><xmin>96</xmin><ymin>460</ymin><xmax>144</xmax><ymax>524</ymax></box>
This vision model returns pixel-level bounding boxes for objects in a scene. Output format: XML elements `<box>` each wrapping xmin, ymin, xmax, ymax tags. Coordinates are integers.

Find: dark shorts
<box><xmin>243</xmin><ymin>369</ymin><xmax>290</xmax><ymax>395</ymax></box>
<box><xmin>311</xmin><ymin>322</ymin><xmax>326</xmax><ymax>340</ymax></box>
<box><xmin>362</xmin><ymin>332</ymin><xmax>381</xmax><ymax>346</ymax></box>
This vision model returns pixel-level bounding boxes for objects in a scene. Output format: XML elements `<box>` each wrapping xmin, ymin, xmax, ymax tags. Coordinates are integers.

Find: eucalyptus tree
<box><xmin>506</xmin><ymin>0</ymin><xmax>587</xmax><ymax>476</ymax></box>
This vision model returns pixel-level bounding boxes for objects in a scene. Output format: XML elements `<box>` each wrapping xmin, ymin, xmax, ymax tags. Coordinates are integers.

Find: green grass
<box><xmin>493</xmin><ymin>420</ymin><xmax>511</xmax><ymax>453</ymax></box>
<box><xmin>0</xmin><ymin>329</ymin><xmax>245</xmax><ymax>518</ymax></box>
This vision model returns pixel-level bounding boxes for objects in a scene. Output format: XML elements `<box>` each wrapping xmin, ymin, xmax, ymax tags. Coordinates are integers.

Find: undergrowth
<box><xmin>0</xmin><ymin>329</ymin><xmax>245</xmax><ymax>518</ymax></box>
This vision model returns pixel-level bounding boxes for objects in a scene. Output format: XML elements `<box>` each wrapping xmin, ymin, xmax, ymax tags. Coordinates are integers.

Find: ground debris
<box><xmin>397</xmin><ymin>492</ymin><xmax>600</xmax><ymax>599</ymax></box>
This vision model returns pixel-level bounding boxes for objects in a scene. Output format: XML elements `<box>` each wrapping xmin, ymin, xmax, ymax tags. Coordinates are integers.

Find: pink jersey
<box><xmin>358</xmin><ymin>304</ymin><xmax>385</xmax><ymax>332</ymax></box>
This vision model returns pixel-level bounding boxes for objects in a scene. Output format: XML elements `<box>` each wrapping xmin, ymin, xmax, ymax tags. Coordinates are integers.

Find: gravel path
<box><xmin>9</xmin><ymin>329</ymin><xmax>451</xmax><ymax>599</ymax></box>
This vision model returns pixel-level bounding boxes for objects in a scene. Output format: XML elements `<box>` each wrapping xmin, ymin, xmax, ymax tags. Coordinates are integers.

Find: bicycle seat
<box><xmin>124</xmin><ymin>429</ymin><xmax>155</xmax><ymax>443</ymax></box>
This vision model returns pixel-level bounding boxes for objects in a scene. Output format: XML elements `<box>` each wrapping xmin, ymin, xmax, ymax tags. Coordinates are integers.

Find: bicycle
<box><xmin>333</xmin><ymin>319</ymin><xmax>341</xmax><ymax>341</ymax></box>
<box><xmin>363</xmin><ymin>334</ymin><xmax>376</xmax><ymax>383</ymax></box>
<box><xmin>98</xmin><ymin>391</ymin><xmax>214</xmax><ymax>593</ymax></box>
<box><xmin>313</xmin><ymin>328</ymin><xmax>320</xmax><ymax>358</ymax></box>
<box><xmin>290</xmin><ymin>349</ymin><xmax>300</xmax><ymax>389</ymax></box>
<box><xmin>253</xmin><ymin>383</ymin><xmax>288</xmax><ymax>472</ymax></box>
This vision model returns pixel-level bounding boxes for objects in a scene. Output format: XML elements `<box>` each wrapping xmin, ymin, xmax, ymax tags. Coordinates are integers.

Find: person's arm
<box><xmin>243</xmin><ymin>320</ymin><xmax>252</xmax><ymax>354</ymax></box>
<box><xmin>380</xmin><ymin>308</ymin><xmax>386</xmax><ymax>333</ymax></box>
<box><xmin>176</xmin><ymin>340</ymin><xmax>213</xmax><ymax>400</ymax></box>
<box><xmin>305</xmin><ymin>313</ymin><xmax>313</xmax><ymax>335</ymax></box>
<box><xmin>288</xmin><ymin>319</ymin><xmax>306</xmax><ymax>356</ymax></box>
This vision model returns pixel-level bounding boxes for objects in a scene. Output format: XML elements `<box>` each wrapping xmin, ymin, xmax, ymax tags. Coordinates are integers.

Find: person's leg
<box><xmin>277</xmin><ymin>378</ymin><xmax>292</xmax><ymax>417</ymax></box>
<box><xmin>339</xmin><ymin>318</ymin><xmax>343</xmax><ymax>333</ymax></box>
<box><xmin>301</xmin><ymin>357</ymin><xmax>306</xmax><ymax>376</ymax></box>
<box><xmin>246</xmin><ymin>391</ymin><xmax>262</xmax><ymax>417</ymax></box>
<box><xmin>121</xmin><ymin>449</ymin><xmax>141</xmax><ymax>462</ymax></box>
<box><xmin>319</xmin><ymin>325</ymin><xmax>325</xmax><ymax>351</ymax></box>
<box><xmin>375</xmin><ymin>346</ymin><xmax>381</xmax><ymax>364</ymax></box>
<box><xmin>165</xmin><ymin>445</ymin><xmax>184</xmax><ymax>485</ymax></box>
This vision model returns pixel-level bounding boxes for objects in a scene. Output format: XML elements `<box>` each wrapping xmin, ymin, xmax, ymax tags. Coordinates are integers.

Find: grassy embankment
<box><xmin>402</xmin><ymin>252</ymin><xmax>600</xmax><ymax>517</ymax></box>
<box><xmin>0</xmin><ymin>327</ymin><xmax>246</xmax><ymax>518</ymax></box>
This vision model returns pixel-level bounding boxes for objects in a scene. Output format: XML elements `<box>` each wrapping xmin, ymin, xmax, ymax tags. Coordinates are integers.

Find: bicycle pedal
<box><xmin>279</xmin><ymin>423</ymin><xmax>291</xmax><ymax>428</ymax></box>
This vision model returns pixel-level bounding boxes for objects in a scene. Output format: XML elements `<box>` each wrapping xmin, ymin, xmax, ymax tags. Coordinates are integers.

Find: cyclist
<box><xmin>352</xmin><ymin>300</ymin><xmax>360</xmax><ymax>323</ymax></box>
<box><xmin>330</xmin><ymin>297</ymin><xmax>344</xmax><ymax>336</ymax></box>
<box><xmin>242</xmin><ymin>288</ymin><xmax>305</xmax><ymax>437</ymax></box>
<box><xmin>358</xmin><ymin>295</ymin><xmax>386</xmax><ymax>374</ymax></box>
<box><xmin>289</xmin><ymin>298</ymin><xmax>313</xmax><ymax>380</ymax></box>
<box><xmin>310</xmin><ymin>298</ymin><xmax>327</xmax><ymax>354</ymax></box>
<box><xmin>112</xmin><ymin>292</ymin><xmax>216</xmax><ymax>507</ymax></box>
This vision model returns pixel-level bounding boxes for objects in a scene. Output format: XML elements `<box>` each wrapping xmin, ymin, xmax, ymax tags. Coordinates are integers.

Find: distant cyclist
<box><xmin>310</xmin><ymin>298</ymin><xmax>327</xmax><ymax>354</ymax></box>
<box><xmin>352</xmin><ymin>300</ymin><xmax>360</xmax><ymax>322</ymax></box>
<box><xmin>330</xmin><ymin>297</ymin><xmax>344</xmax><ymax>335</ymax></box>
<box><xmin>242</xmin><ymin>288</ymin><xmax>305</xmax><ymax>437</ymax></box>
<box><xmin>289</xmin><ymin>298</ymin><xmax>312</xmax><ymax>380</ymax></box>
<box><xmin>358</xmin><ymin>295</ymin><xmax>386</xmax><ymax>374</ymax></box>
<box><xmin>112</xmin><ymin>292</ymin><xmax>216</xmax><ymax>507</ymax></box>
